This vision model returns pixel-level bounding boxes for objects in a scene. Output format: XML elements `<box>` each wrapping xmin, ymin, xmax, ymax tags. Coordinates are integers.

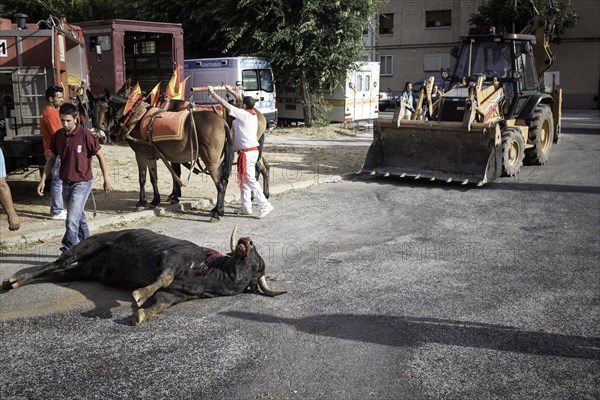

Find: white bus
<box><xmin>184</xmin><ymin>56</ymin><xmax>277</xmax><ymax>127</ymax></box>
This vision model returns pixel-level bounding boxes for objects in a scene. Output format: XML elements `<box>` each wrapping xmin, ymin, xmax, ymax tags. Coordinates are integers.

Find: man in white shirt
<box><xmin>207</xmin><ymin>85</ymin><xmax>273</xmax><ymax>218</ymax></box>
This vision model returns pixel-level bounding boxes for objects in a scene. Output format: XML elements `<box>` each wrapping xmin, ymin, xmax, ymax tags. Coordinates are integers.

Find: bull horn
<box><xmin>230</xmin><ymin>225</ymin><xmax>238</xmax><ymax>252</ymax></box>
<box><xmin>258</xmin><ymin>276</ymin><xmax>287</xmax><ymax>297</ymax></box>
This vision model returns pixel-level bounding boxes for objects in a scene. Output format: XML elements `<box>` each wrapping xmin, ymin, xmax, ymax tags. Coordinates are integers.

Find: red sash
<box><xmin>237</xmin><ymin>147</ymin><xmax>259</xmax><ymax>188</ymax></box>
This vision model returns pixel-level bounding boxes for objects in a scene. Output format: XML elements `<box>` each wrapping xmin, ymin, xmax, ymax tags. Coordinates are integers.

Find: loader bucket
<box><xmin>362</xmin><ymin>120</ymin><xmax>502</xmax><ymax>185</ymax></box>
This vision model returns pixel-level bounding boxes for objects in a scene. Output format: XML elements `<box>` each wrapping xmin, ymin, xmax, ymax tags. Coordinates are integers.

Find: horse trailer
<box><xmin>0</xmin><ymin>14</ymin><xmax>89</xmax><ymax>173</ymax></box>
<box><xmin>184</xmin><ymin>57</ymin><xmax>278</xmax><ymax>128</ymax></box>
<box><xmin>277</xmin><ymin>61</ymin><xmax>380</xmax><ymax>125</ymax></box>
<box><xmin>77</xmin><ymin>19</ymin><xmax>184</xmax><ymax>95</ymax></box>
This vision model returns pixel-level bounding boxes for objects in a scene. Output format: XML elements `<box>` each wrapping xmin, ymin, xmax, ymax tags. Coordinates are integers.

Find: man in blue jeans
<box><xmin>37</xmin><ymin>103</ymin><xmax>112</xmax><ymax>252</ymax></box>
<box><xmin>41</xmin><ymin>85</ymin><xmax>66</xmax><ymax>219</ymax></box>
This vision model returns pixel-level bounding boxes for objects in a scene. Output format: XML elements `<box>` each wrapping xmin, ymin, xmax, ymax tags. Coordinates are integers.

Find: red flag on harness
<box><xmin>174</xmin><ymin>76</ymin><xmax>189</xmax><ymax>100</ymax></box>
<box><xmin>124</xmin><ymin>82</ymin><xmax>142</xmax><ymax>115</ymax></box>
<box><xmin>166</xmin><ymin>68</ymin><xmax>179</xmax><ymax>99</ymax></box>
<box><xmin>149</xmin><ymin>82</ymin><xmax>162</xmax><ymax>107</ymax></box>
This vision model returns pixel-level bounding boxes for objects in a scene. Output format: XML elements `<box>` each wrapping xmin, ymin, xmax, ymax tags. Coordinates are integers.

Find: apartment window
<box><xmin>380</xmin><ymin>55</ymin><xmax>393</xmax><ymax>76</ymax></box>
<box><xmin>426</xmin><ymin>10</ymin><xmax>452</xmax><ymax>28</ymax></box>
<box><xmin>379</xmin><ymin>13</ymin><xmax>394</xmax><ymax>35</ymax></box>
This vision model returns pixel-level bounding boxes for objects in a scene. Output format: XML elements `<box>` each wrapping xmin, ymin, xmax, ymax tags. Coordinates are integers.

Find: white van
<box><xmin>184</xmin><ymin>56</ymin><xmax>277</xmax><ymax>127</ymax></box>
<box><xmin>277</xmin><ymin>61</ymin><xmax>380</xmax><ymax>124</ymax></box>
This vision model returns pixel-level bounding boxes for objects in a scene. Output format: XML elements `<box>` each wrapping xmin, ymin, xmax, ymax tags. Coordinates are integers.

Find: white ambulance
<box><xmin>277</xmin><ymin>61</ymin><xmax>380</xmax><ymax>124</ymax></box>
<box><xmin>184</xmin><ymin>56</ymin><xmax>278</xmax><ymax>127</ymax></box>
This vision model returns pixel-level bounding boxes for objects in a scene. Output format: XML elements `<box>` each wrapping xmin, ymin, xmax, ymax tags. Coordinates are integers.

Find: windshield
<box><xmin>455</xmin><ymin>39</ymin><xmax>513</xmax><ymax>80</ymax></box>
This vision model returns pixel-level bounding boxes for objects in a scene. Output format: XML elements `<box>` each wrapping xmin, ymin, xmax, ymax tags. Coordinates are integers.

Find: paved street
<box><xmin>1</xmin><ymin>110</ymin><xmax>599</xmax><ymax>399</ymax></box>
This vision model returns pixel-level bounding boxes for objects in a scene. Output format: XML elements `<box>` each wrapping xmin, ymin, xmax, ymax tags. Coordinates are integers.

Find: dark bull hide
<box><xmin>2</xmin><ymin>227</ymin><xmax>286</xmax><ymax>325</ymax></box>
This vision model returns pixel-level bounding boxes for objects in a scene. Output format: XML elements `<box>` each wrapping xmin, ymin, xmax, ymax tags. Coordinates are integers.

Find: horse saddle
<box><xmin>140</xmin><ymin>107</ymin><xmax>190</xmax><ymax>142</ymax></box>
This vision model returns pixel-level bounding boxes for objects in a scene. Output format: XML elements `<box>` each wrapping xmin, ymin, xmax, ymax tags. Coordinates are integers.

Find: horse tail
<box><xmin>219</xmin><ymin>121</ymin><xmax>234</xmax><ymax>189</ymax></box>
<box><xmin>257</xmin><ymin>130</ymin><xmax>265</xmax><ymax>161</ymax></box>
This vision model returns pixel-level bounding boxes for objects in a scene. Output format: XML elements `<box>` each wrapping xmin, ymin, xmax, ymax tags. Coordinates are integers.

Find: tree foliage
<box><xmin>468</xmin><ymin>0</ymin><xmax>578</xmax><ymax>42</ymax></box>
<box><xmin>201</xmin><ymin>0</ymin><xmax>384</xmax><ymax>125</ymax></box>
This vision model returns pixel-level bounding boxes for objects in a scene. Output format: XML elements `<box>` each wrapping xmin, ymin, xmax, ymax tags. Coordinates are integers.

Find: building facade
<box><xmin>365</xmin><ymin>0</ymin><xmax>599</xmax><ymax>109</ymax></box>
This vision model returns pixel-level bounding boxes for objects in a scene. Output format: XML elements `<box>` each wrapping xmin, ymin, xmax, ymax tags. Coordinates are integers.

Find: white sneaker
<box><xmin>236</xmin><ymin>208</ymin><xmax>253</xmax><ymax>216</ymax></box>
<box><xmin>51</xmin><ymin>210</ymin><xmax>67</xmax><ymax>220</ymax></box>
<box><xmin>257</xmin><ymin>203</ymin><xmax>274</xmax><ymax>219</ymax></box>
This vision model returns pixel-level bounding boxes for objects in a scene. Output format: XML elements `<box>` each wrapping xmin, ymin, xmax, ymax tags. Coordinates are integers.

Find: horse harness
<box><xmin>115</xmin><ymin>99</ymin><xmax>200</xmax><ymax>187</ymax></box>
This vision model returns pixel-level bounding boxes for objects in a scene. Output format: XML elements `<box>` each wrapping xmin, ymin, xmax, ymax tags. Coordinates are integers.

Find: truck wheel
<box><xmin>501</xmin><ymin>127</ymin><xmax>525</xmax><ymax>177</ymax></box>
<box><xmin>525</xmin><ymin>104</ymin><xmax>554</xmax><ymax>165</ymax></box>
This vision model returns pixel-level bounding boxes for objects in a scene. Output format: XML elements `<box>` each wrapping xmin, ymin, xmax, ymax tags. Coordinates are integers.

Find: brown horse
<box><xmin>109</xmin><ymin>97</ymin><xmax>234</xmax><ymax>222</ymax></box>
<box><xmin>161</xmin><ymin>98</ymin><xmax>271</xmax><ymax>204</ymax></box>
<box><xmin>86</xmin><ymin>88</ymin><xmax>113</xmax><ymax>144</ymax></box>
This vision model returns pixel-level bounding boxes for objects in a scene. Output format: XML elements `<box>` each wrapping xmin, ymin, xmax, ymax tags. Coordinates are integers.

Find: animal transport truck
<box><xmin>77</xmin><ymin>19</ymin><xmax>184</xmax><ymax>95</ymax></box>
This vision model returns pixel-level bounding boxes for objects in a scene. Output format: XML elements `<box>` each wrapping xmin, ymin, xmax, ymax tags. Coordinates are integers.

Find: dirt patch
<box><xmin>4</xmin><ymin>125</ymin><xmax>369</xmax><ymax>225</ymax></box>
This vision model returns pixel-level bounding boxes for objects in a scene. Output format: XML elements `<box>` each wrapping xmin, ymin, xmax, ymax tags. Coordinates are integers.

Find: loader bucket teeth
<box><xmin>362</xmin><ymin>120</ymin><xmax>502</xmax><ymax>186</ymax></box>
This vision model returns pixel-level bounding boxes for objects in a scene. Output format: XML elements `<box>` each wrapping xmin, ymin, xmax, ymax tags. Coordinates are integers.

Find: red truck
<box><xmin>0</xmin><ymin>14</ymin><xmax>89</xmax><ymax>173</ymax></box>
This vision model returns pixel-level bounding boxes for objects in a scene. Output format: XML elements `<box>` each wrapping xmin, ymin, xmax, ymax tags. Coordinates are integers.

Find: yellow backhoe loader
<box><xmin>362</xmin><ymin>0</ymin><xmax>562</xmax><ymax>185</ymax></box>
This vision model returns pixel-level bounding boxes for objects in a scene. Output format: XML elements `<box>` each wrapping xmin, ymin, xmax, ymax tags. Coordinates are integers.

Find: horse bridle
<box><xmin>111</xmin><ymin>96</ymin><xmax>146</xmax><ymax>141</ymax></box>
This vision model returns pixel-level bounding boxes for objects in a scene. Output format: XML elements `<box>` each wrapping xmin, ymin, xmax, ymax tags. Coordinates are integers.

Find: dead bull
<box><xmin>2</xmin><ymin>227</ymin><xmax>286</xmax><ymax>325</ymax></box>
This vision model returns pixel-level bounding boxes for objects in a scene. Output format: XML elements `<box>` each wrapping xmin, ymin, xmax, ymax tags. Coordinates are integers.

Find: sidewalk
<box><xmin>0</xmin><ymin>174</ymin><xmax>344</xmax><ymax>250</ymax></box>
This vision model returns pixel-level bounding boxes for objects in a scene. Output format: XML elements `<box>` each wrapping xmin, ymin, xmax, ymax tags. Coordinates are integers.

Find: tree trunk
<box><xmin>301</xmin><ymin>81</ymin><xmax>314</xmax><ymax>127</ymax></box>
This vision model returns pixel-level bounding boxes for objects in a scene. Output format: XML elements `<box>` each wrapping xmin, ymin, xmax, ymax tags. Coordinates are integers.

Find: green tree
<box><xmin>468</xmin><ymin>0</ymin><xmax>578</xmax><ymax>42</ymax></box>
<box><xmin>199</xmin><ymin>0</ymin><xmax>384</xmax><ymax>126</ymax></box>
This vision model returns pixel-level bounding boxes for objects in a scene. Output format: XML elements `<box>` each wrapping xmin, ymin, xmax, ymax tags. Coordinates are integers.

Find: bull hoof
<box><xmin>133</xmin><ymin>309</ymin><xmax>146</xmax><ymax>326</ymax></box>
<box><xmin>132</xmin><ymin>288</ymin><xmax>148</xmax><ymax>307</ymax></box>
<box><xmin>2</xmin><ymin>276</ymin><xmax>20</xmax><ymax>289</ymax></box>
<box><xmin>135</xmin><ymin>201</ymin><xmax>147</xmax><ymax>209</ymax></box>
<box><xmin>209</xmin><ymin>216</ymin><xmax>220</xmax><ymax>223</ymax></box>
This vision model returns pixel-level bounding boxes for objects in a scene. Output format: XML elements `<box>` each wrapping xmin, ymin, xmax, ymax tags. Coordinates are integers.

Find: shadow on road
<box><xmin>221</xmin><ymin>311</ymin><xmax>600</xmax><ymax>360</ymax></box>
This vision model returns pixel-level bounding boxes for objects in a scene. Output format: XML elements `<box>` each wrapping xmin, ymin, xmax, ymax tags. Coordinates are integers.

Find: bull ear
<box><xmin>230</xmin><ymin>225</ymin><xmax>238</xmax><ymax>252</ymax></box>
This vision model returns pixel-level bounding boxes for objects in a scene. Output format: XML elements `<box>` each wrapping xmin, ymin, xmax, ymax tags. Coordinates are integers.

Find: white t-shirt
<box><xmin>228</xmin><ymin>106</ymin><xmax>259</xmax><ymax>152</ymax></box>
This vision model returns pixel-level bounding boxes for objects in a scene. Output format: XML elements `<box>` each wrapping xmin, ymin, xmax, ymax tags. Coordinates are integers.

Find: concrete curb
<box><xmin>0</xmin><ymin>175</ymin><xmax>343</xmax><ymax>248</ymax></box>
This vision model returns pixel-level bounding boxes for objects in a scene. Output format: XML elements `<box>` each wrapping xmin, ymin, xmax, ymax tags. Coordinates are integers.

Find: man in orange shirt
<box><xmin>41</xmin><ymin>85</ymin><xmax>66</xmax><ymax>219</ymax></box>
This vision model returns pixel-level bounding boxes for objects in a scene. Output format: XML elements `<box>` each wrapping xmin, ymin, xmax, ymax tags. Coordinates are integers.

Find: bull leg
<box><xmin>168</xmin><ymin>163</ymin><xmax>182</xmax><ymax>204</ymax></box>
<box><xmin>131</xmin><ymin>268</ymin><xmax>175</xmax><ymax>307</ymax></box>
<box><xmin>147</xmin><ymin>158</ymin><xmax>161</xmax><ymax>208</ymax></box>
<box><xmin>2</xmin><ymin>238</ymin><xmax>108</xmax><ymax>289</ymax></box>
<box><xmin>133</xmin><ymin>290</ymin><xmax>194</xmax><ymax>326</ymax></box>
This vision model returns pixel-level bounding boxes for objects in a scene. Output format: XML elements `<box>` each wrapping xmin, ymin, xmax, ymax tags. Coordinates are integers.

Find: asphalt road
<box><xmin>1</xmin><ymin>111</ymin><xmax>599</xmax><ymax>399</ymax></box>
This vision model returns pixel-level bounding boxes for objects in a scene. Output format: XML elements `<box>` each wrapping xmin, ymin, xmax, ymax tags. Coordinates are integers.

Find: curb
<box><xmin>0</xmin><ymin>176</ymin><xmax>343</xmax><ymax>248</ymax></box>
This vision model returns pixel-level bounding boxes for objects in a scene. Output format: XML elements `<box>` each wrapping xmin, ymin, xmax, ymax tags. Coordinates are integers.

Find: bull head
<box><xmin>229</xmin><ymin>226</ymin><xmax>287</xmax><ymax>297</ymax></box>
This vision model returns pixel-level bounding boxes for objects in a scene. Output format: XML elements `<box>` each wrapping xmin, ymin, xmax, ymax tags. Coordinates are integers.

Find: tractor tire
<box><xmin>501</xmin><ymin>127</ymin><xmax>525</xmax><ymax>177</ymax></box>
<box><xmin>524</xmin><ymin>103</ymin><xmax>554</xmax><ymax>165</ymax></box>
